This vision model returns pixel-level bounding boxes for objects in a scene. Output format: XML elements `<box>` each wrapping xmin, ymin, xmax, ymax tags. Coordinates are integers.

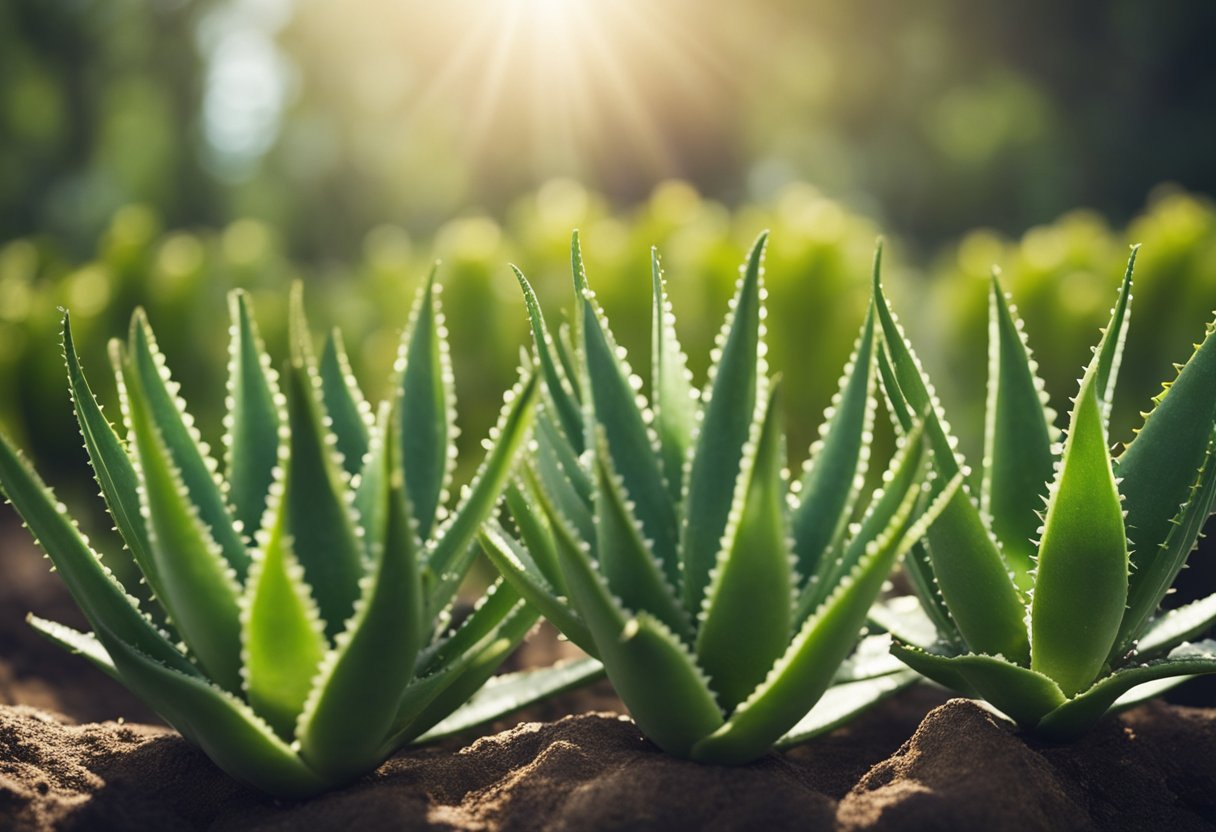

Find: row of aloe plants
<box><xmin>1</xmin><ymin>231</ymin><xmax>1215</xmax><ymax>798</ymax></box>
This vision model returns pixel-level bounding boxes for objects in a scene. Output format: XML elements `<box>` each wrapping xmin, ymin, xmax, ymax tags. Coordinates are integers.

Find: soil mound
<box><xmin>4</xmin><ymin>693</ymin><xmax>1216</xmax><ymax>830</ymax></box>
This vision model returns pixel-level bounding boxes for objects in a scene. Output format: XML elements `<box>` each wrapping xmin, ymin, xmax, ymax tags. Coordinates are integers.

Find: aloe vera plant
<box><xmin>0</xmin><ymin>275</ymin><xmax>606</xmax><ymax>798</ymax></box>
<box><xmin>480</xmin><ymin>232</ymin><xmax>958</xmax><ymax>764</ymax></box>
<box><xmin>872</xmin><ymin>247</ymin><xmax>1216</xmax><ymax>739</ymax></box>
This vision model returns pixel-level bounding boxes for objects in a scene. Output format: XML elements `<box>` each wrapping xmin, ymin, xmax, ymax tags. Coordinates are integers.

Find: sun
<box><xmin>409</xmin><ymin>0</ymin><xmax>727</xmax><ymax>184</ymax></box>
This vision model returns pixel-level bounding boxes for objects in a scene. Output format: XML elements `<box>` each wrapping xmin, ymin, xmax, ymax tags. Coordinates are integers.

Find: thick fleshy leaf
<box><xmin>689</xmin><ymin>470</ymin><xmax>955</xmax><ymax>764</ymax></box>
<box><xmin>26</xmin><ymin>615</ymin><xmax>118</xmax><ymax>681</ymax></box>
<box><xmin>398</xmin><ymin>600</ymin><xmax>539</xmax><ymax>742</ymax></box>
<box><xmin>296</xmin><ymin>417</ymin><xmax>423</xmax><ymax>783</ymax></box>
<box><xmin>282</xmin><ymin>362</ymin><xmax>365</xmax><ymax>638</ymax></box>
<box><xmin>1031</xmin><ymin>358</ymin><xmax>1127</xmax><ymax>697</ymax></box>
<box><xmin>417</xmin><ymin>658</ymin><xmax>606</xmax><ymax>743</ymax></box>
<box><xmin>223</xmin><ymin>291</ymin><xmax>282</xmax><ymax>540</ymax></box>
<box><xmin>867</xmin><ymin>596</ymin><xmax>942</xmax><ymax>648</ymax></box>
<box><xmin>240</xmin><ymin>472</ymin><xmax>327</xmax><ymax>739</ymax></box>
<box><xmin>790</xmin><ymin>306</ymin><xmax>876</xmax><ymax>584</ymax></box>
<box><xmin>595</xmin><ymin>431</ymin><xmax>692</xmax><ymax>641</ymax></box>
<box><xmin>397</xmin><ymin>269</ymin><xmax>457</xmax><ymax>540</ymax></box>
<box><xmin>0</xmin><ymin>432</ymin><xmax>195</xmax><ymax>676</ymax></box>
<box><xmin>797</xmin><ymin>422</ymin><xmax>925</xmax><ymax>621</ymax></box>
<box><xmin>1136</xmin><ymin>593</ymin><xmax>1216</xmax><ymax>657</ymax></box>
<box><xmin>319</xmin><ymin>328</ymin><xmax>371</xmax><ymax>480</ymax></box>
<box><xmin>1094</xmin><ymin>248</ymin><xmax>1136</xmax><ymax>423</ymax></box>
<box><xmin>695</xmin><ymin>386</ymin><xmax>791</xmax><ymax>710</ymax></box>
<box><xmin>1035</xmin><ymin>640</ymin><xmax>1216</xmax><ymax>741</ymax></box>
<box><xmin>682</xmin><ymin>232</ymin><xmax>768</xmax><ymax>615</ymax></box>
<box><xmin>62</xmin><ymin>315</ymin><xmax>160</xmax><ymax>608</ymax></box>
<box><xmin>504</xmin><ymin>480</ymin><xmax>563</xmax><ymax>591</ymax></box>
<box><xmin>514</xmin><ymin>266</ymin><xmax>585</xmax><ymax>455</ymax></box>
<box><xmin>544</xmin><ymin>493</ymin><xmax>724</xmax><ymax>757</ymax></box>
<box><xmin>533</xmin><ymin>407</ymin><xmax>594</xmax><ymax>536</ymax></box>
<box><xmin>478</xmin><ymin>522</ymin><xmax>597</xmax><ymax>656</ymax></box>
<box><xmin>426</xmin><ymin>373</ymin><xmax>539</xmax><ymax>597</ymax></box>
<box><xmin>891</xmin><ymin>643</ymin><xmax>1066</xmax><ymax>729</ymax></box>
<box><xmin>775</xmin><ymin>670</ymin><xmax>919</xmax><ymax>749</ymax></box>
<box><xmin>97</xmin><ymin>625</ymin><xmax>328</xmax><ymax>799</ymax></box>
<box><xmin>1116</xmin><ymin>424</ymin><xmax>1216</xmax><ymax>655</ymax></box>
<box><xmin>575</xmin><ymin>254</ymin><xmax>679</xmax><ymax>589</ymax></box>
<box><xmin>419</xmin><ymin>579</ymin><xmax>521</xmax><ymax>675</ymax></box>
<box><xmin>650</xmin><ymin>248</ymin><xmax>698</xmax><ymax>500</ymax></box>
<box><xmin>1118</xmin><ymin>314</ymin><xmax>1216</xmax><ymax>585</ymax></box>
<box><xmin>981</xmin><ymin>275</ymin><xmax>1055</xmax><ymax>591</ymax></box>
<box><xmin>872</xmin><ymin>254</ymin><xmax>1029</xmax><ymax>661</ymax></box>
<box><xmin>120</xmin><ymin>346</ymin><xmax>244</xmax><ymax>691</ymax></box>
<box><xmin>126</xmin><ymin>312</ymin><xmax>250</xmax><ymax>579</ymax></box>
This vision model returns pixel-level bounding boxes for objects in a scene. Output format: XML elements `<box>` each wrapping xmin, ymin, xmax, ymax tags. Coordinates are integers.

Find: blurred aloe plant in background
<box><xmin>873</xmin><ymin>249</ymin><xmax>1216</xmax><ymax>739</ymax></box>
<box><xmin>481</xmin><ymin>233</ymin><xmax>956</xmax><ymax>763</ymax></box>
<box><xmin>0</xmin><ymin>273</ymin><xmax>604</xmax><ymax>798</ymax></box>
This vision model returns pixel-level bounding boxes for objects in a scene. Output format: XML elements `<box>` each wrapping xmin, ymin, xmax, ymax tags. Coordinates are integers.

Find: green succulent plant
<box><xmin>480</xmin><ymin>233</ymin><xmax>958</xmax><ymax>764</ymax></box>
<box><xmin>0</xmin><ymin>274</ymin><xmax>602</xmax><ymax>798</ymax></box>
<box><xmin>872</xmin><ymin>247</ymin><xmax>1216</xmax><ymax>739</ymax></box>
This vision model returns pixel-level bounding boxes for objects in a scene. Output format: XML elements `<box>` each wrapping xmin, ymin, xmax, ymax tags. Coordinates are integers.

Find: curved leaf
<box><xmin>514</xmin><ymin>266</ymin><xmax>585</xmax><ymax>455</ymax></box>
<box><xmin>695</xmin><ymin>385</ymin><xmax>791</xmax><ymax>710</ymax></box>
<box><xmin>681</xmin><ymin>232</ymin><xmax>768</xmax><ymax>614</ymax></box>
<box><xmin>650</xmin><ymin>248</ymin><xmax>698</xmax><ymax>499</ymax></box>
<box><xmin>319</xmin><ymin>328</ymin><xmax>371</xmax><ymax>480</ymax></box>
<box><xmin>981</xmin><ymin>275</ymin><xmax>1055</xmax><ymax>590</ymax></box>
<box><xmin>1031</xmin><ymin>358</ymin><xmax>1127</xmax><ymax>697</ymax></box>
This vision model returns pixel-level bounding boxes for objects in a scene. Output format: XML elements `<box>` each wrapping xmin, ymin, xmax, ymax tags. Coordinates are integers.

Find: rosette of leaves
<box><xmin>872</xmin><ymin>247</ymin><xmax>1216</xmax><ymax>739</ymax></box>
<box><xmin>0</xmin><ymin>274</ymin><xmax>599</xmax><ymax>798</ymax></box>
<box><xmin>479</xmin><ymin>232</ymin><xmax>959</xmax><ymax>764</ymax></box>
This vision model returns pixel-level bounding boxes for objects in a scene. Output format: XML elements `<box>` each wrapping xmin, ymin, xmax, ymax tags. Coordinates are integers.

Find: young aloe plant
<box><xmin>0</xmin><ymin>275</ymin><xmax>600</xmax><ymax>798</ymax></box>
<box><xmin>872</xmin><ymin>247</ymin><xmax>1216</xmax><ymax>739</ymax></box>
<box><xmin>479</xmin><ymin>232</ymin><xmax>958</xmax><ymax>764</ymax></box>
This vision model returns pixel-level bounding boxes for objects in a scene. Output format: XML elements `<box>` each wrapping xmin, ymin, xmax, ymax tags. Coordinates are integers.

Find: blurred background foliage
<box><xmin>2</xmin><ymin>0</ymin><xmax>1216</xmax><ymax>593</ymax></box>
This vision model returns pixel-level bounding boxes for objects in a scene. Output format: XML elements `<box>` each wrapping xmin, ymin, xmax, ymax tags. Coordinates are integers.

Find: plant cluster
<box><xmin>1</xmin><ymin>232</ymin><xmax>1215</xmax><ymax>799</ymax></box>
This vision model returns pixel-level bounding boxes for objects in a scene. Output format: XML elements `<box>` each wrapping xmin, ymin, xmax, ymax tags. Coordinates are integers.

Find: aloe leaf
<box><xmin>223</xmin><ymin>291</ymin><xmax>282</xmax><ymax>541</ymax></box>
<box><xmin>62</xmin><ymin>315</ymin><xmax>160</xmax><ymax>607</ymax></box>
<box><xmin>419</xmin><ymin>579</ymin><xmax>522</xmax><ymax>675</ymax></box>
<box><xmin>775</xmin><ymin>670</ymin><xmax>919</xmax><ymax>749</ymax></box>
<box><xmin>1136</xmin><ymin>593</ymin><xmax>1216</xmax><ymax>657</ymax></box>
<box><xmin>504</xmin><ymin>479</ymin><xmax>563</xmax><ymax>591</ymax></box>
<box><xmin>1118</xmin><ymin>314</ymin><xmax>1216</xmax><ymax>586</ymax></box>
<box><xmin>887</xmin><ymin>640</ymin><xmax>980</xmax><ymax>697</ymax></box>
<box><xmin>127</xmin><ymin>312</ymin><xmax>250</xmax><ymax>579</ymax></box>
<box><xmin>695</xmin><ymin>385</ymin><xmax>791</xmax><ymax>709</ymax></box>
<box><xmin>682</xmin><ymin>232</ymin><xmax>769</xmax><ymax>614</ymax></box>
<box><xmin>533</xmin><ymin>418</ymin><xmax>594</xmax><ymax>543</ymax></box>
<box><xmin>1117</xmin><ymin>425</ymin><xmax>1216</xmax><ymax>655</ymax></box>
<box><xmin>398</xmin><ymin>600</ymin><xmax>539</xmax><ymax>743</ymax></box>
<box><xmin>892</xmin><ymin>643</ymin><xmax>1066</xmax><ymax>729</ymax></box>
<box><xmin>1031</xmin><ymin>358</ymin><xmax>1128</xmax><ymax>697</ymax></box>
<box><xmin>576</xmin><ymin>259</ymin><xmax>680</xmax><ymax>589</ymax></box>
<box><xmin>872</xmin><ymin>253</ymin><xmax>1029</xmax><ymax>661</ymax></box>
<box><xmin>1035</xmin><ymin>640</ymin><xmax>1216</xmax><ymax>741</ymax></box>
<box><xmin>296</xmin><ymin>415</ymin><xmax>423</xmax><ymax>783</ymax></box>
<box><xmin>120</xmin><ymin>347</ymin><xmax>244</xmax><ymax>691</ymax></box>
<box><xmin>650</xmin><ymin>248</ymin><xmax>698</xmax><ymax>499</ymax></box>
<box><xmin>867</xmin><ymin>596</ymin><xmax>942</xmax><ymax>648</ymax></box>
<box><xmin>1094</xmin><ymin>248</ymin><xmax>1136</xmax><ymax>423</ymax></box>
<box><xmin>514</xmin><ymin>266</ymin><xmax>585</xmax><ymax>455</ymax></box>
<box><xmin>240</xmin><ymin>470</ymin><xmax>327</xmax><ymax>740</ymax></box>
<box><xmin>397</xmin><ymin>268</ymin><xmax>457</xmax><ymax>540</ymax></box>
<box><xmin>544</xmin><ymin>494</ymin><xmax>724</xmax><ymax>756</ymax></box>
<box><xmin>97</xmin><ymin>624</ymin><xmax>327</xmax><ymax>799</ymax></box>
<box><xmin>690</xmin><ymin>469</ymin><xmax>952</xmax><ymax>764</ymax></box>
<box><xmin>595</xmin><ymin>430</ymin><xmax>692</xmax><ymax>642</ymax></box>
<box><xmin>417</xmin><ymin>657</ymin><xmax>606</xmax><ymax>743</ymax></box>
<box><xmin>790</xmin><ymin>306</ymin><xmax>876</xmax><ymax>584</ymax></box>
<box><xmin>478</xmin><ymin>523</ymin><xmax>597</xmax><ymax>655</ymax></box>
<box><xmin>282</xmin><ymin>362</ymin><xmax>365</xmax><ymax>638</ymax></box>
<box><xmin>319</xmin><ymin>328</ymin><xmax>371</xmax><ymax>480</ymax></box>
<box><xmin>27</xmin><ymin>615</ymin><xmax>118</xmax><ymax>681</ymax></box>
<box><xmin>981</xmin><ymin>274</ymin><xmax>1056</xmax><ymax>591</ymax></box>
<box><xmin>536</xmin><ymin>405</ymin><xmax>594</xmax><ymax>507</ymax></box>
<box><xmin>426</xmin><ymin>373</ymin><xmax>538</xmax><ymax>591</ymax></box>
<box><xmin>797</xmin><ymin>422</ymin><xmax>925</xmax><ymax>621</ymax></box>
<box><xmin>832</xmin><ymin>633</ymin><xmax>911</xmax><ymax>682</ymax></box>
<box><xmin>0</xmin><ymin>431</ymin><xmax>196</xmax><ymax>676</ymax></box>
